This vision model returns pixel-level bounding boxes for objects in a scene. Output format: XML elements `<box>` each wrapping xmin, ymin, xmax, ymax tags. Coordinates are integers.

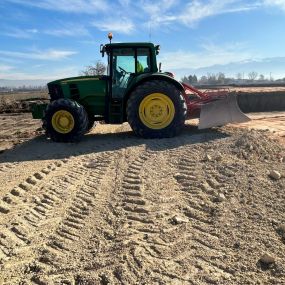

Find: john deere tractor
<box><xmin>32</xmin><ymin>37</ymin><xmax>187</xmax><ymax>142</ymax></box>
<box><xmin>32</xmin><ymin>34</ymin><xmax>249</xmax><ymax>142</ymax></box>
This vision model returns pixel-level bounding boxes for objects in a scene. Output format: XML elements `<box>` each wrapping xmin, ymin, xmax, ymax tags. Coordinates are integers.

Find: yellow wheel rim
<box><xmin>51</xmin><ymin>110</ymin><xmax>75</xmax><ymax>134</ymax></box>
<box><xmin>139</xmin><ymin>93</ymin><xmax>175</xmax><ymax>129</ymax></box>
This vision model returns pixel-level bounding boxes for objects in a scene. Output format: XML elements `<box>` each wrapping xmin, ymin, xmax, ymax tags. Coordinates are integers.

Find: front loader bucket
<box><xmin>198</xmin><ymin>94</ymin><xmax>250</xmax><ymax>129</ymax></box>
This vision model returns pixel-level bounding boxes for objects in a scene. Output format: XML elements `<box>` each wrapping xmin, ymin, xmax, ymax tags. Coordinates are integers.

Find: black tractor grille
<box><xmin>48</xmin><ymin>83</ymin><xmax>63</xmax><ymax>101</ymax></box>
<box><xmin>69</xmin><ymin>84</ymin><xmax>80</xmax><ymax>100</ymax></box>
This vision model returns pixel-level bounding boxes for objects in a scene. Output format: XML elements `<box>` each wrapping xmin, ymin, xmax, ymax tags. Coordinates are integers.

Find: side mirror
<box><xmin>100</xmin><ymin>44</ymin><xmax>105</xmax><ymax>57</ymax></box>
<box><xmin>159</xmin><ymin>62</ymin><xmax>162</xmax><ymax>72</ymax></box>
<box><xmin>155</xmin><ymin>45</ymin><xmax>160</xmax><ymax>55</ymax></box>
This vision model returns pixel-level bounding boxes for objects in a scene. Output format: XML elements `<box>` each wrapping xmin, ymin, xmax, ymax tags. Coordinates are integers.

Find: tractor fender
<box><xmin>123</xmin><ymin>73</ymin><xmax>185</xmax><ymax>120</ymax></box>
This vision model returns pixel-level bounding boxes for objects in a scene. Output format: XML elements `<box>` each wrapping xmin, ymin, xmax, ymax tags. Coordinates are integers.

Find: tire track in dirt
<box><xmin>117</xmin><ymin>151</ymin><xmax>156</xmax><ymax>283</ymax></box>
<box><xmin>106</xmin><ymin>141</ymin><xmax>237</xmax><ymax>284</ymax></box>
<box><xmin>85</xmin><ymin>150</ymin><xmax>155</xmax><ymax>284</ymax></box>
<box><xmin>0</xmin><ymin>162</ymin><xmax>20</xmax><ymax>175</ymax></box>
<box><xmin>0</xmin><ymin>159</ymin><xmax>75</xmax><ymax>266</ymax></box>
<box><xmin>109</xmin><ymin>145</ymin><xmax>206</xmax><ymax>284</ymax></box>
<box><xmin>66</xmin><ymin>142</ymin><xmax>203</xmax><ymax>284</ymax></box>
<box><xmin>168</xmin><ymin>145</ymin><xmax>237</xmax><ymax>284</ymax></box>
<box><xmin>38</xmin><ymin>147</ymin><xmax>154</xmax><ymax>285</ymax></box>
<box><xmin>88</xmin><ymin>146</ymin><xmax>199</xmax><ymax>284</ymax></box>
<box><xmin>43</xmin><ymin>154</ymin><xmax>112</xmax><ymax>253</ymax></box>
<box><xmin>0</xmin><ymin>160</ymin><xmax>69</xmax><ymax>214</ymax></box>
<box><xmin>0</xmin><ymin>153</ymin><xmax>114</xmax><ymax>284</ymax></box>
<box><xmin>122</xmin><ymin>147</ymin><xmax>199</xmax><ymax>284</ymax></box>
<box><xmin>20</xmin><ymin>151</ymin><xmax>120</xmax><ymax>284</ymax></box>
<box><xmin>39</xmin><ymin>146</ymin><xmax>150</xmax><ymax>285</ymax></box>
<box><xmin>0</xmin><ymin>134</ymin><xmax>143</xmax><ymax>284</ymax></box>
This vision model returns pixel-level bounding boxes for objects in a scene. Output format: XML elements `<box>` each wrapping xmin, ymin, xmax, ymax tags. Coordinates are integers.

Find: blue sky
<box><xmin>1</xmin><ymin>0</ymin><xmax>285</xmax><ymax>84</ymax></box>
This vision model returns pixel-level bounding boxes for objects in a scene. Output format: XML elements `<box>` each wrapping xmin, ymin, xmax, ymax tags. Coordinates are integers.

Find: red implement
<box><xmin>181</xmin><ymin>82</ymin><xmax>250</xmax><ymax>128</ymax></box>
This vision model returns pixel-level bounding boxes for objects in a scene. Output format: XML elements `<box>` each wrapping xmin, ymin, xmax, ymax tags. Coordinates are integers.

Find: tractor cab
<box><xmin>100</xmin><ymin>42</ymin><xmax>161</xmax><ymax>123</ymax></box>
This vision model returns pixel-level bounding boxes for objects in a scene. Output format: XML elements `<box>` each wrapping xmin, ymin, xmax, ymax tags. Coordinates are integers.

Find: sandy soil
<box><xmin>197</xmin><ymin>86</ymin><xmax>285</xmax><ymax>94</ymax></box>
<box><xmin>228</xmin><ymin>86</ymin><xmax>285</xmax><ymax>93</ymax></box>
<box><xmin>236</xmin><ymin>112</ymin><xmax>285</xmax><ymax>136</ymax></box>
<box><xmin>0</xmin><ymin>114</ymin><xmax>285</xmax><ymax>284</ymax></box>
<box><xmin>0</xmin><ymin>113</ymin><xmax>42</xmax><ymax>153</ymax></box>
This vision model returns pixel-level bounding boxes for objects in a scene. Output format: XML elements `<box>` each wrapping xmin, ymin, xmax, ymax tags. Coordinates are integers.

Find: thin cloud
<box><xmin>118</xmin><ymin>0</ymin><xmax>131</xmax><ymax>6</ymax></box>
<box><xmin>179</xmin><ymin>0</ymin><xmax>256</xmax><ymax>26</ymax></box>
<box><xmin>263</xmin><ymin>0</ymin><xmax>285</xmax><ymax>10</ymax></box>
<box><xmin>4</xmin><ymin>0</ymin><xmax>109</xmax><ymax>13</ymax></box>
<box><xmin>0</xmin><ymin>65</ymin><xmax>14</xmax><ymax>72</ymax></box>
<box><xmin>141</xmin><ymin>0</ymin><xmax>178</xmax><ymax>17</ymax></box>
<box><xmin>143</xmin><ymin>0</ymin><xmax>260</xmax><ymax>27</ymax></box>
<box><xmin>92</xmin><ymin>18</ymin><xmax>135</xmax><ymax>34</ymax></box>
<box><xmin>159</xmin><ymin>41</ymin><xmax>254</xmax><ymax>70</ymax></box>
<box><xmin>0</xmin><ymin>49</ymin><xmax>77</xmax><ymax>60</ymax></box>
<box><xmin>2</xmin><ymin>28</ymin><xmax>38</xmax><ymax>39</ymax></box>
<box><xmin>0</xmin><ymin>66</ymin><xmax>78</xmax><ymax>80</ymax></box>
<box><xmin>44</xmin><ymin>24</ymin><xmax>90</xmax><ymax>37</ymax></box>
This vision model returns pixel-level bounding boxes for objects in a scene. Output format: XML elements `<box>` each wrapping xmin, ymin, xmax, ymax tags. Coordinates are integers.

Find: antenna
<box><xmin>148</xmin><ymin>22</ymin><xmax>152</xmax><ymax>42</ymax></box>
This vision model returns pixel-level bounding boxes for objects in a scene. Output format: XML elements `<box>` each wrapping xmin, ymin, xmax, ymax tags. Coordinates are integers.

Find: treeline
<box><xmin>0</xmin><ymin>86</ymin><xmax>47</xmax><ymax>93</ymax></box>
<box><xmin>181</xmin><ymin>72</ymin><xmax>285</xmax><ymax>85</ymax></box>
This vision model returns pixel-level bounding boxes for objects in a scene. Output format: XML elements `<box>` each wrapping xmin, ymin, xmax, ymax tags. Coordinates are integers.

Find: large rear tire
<box><xmin>127</xmin><ymin>80</ymin><xmax>186</xmax><ymax>138</ymax></box>
<box><xmin>43</xmin><ymin>98</ymin><xmax>88</xmax><ymax>142</ymax></box>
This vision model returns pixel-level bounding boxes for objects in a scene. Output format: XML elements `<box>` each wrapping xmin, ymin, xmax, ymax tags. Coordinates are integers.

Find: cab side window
<box><xmin>137</xmin><ymin>48</ymin><xmax>151</xmax><ymax>73</ymax></box>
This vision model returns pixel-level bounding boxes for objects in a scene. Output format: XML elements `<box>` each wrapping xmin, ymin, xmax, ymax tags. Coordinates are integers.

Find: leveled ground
<box><xmin>0</xmin><ymin>87</ymin><xmax>285</xmax><ymax>284</ymax></box>
<box><xmin>0</xmin><ymin>115</ymin><xmax>284</xmax><ymax>284</ymax></box>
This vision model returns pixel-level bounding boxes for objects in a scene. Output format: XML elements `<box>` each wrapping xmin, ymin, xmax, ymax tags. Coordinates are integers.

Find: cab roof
<box><xmin>104</xmin><ymin>42</ymin><xmax>156</xmax><ymax>49</ymax></box>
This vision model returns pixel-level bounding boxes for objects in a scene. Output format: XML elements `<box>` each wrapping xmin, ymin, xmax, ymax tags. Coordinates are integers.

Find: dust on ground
<box><xmin>0</xmin><ymin>113</ymin><xmax>42</xmax><ymax>153</ymax></box>
<box><xmin>228</xmin><ymin>86</ymin><xmax>285</xmax><ymax>93</ymax></box>
<box><xmin>235</xmin><ymin>111</ymin><xmax>285</xmax><ymax>135</ymax></box>
<box><xmin>197</xmin><ymin>86</ymin><xmax>285</xmax><ymax>94</ymax></box>
<box><xmin>0</xmin><ymin>116</ymin><xmax>285</xmax><ymax>284</ymax></box>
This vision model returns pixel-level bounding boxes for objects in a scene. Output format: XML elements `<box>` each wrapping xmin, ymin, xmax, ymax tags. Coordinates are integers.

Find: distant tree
<box><xmin>217</xmin><ymin>72</ymin><xmax>225</xmax><ymax>84</ymax></box>
<box><xmin>81</xmin><ymin>60</ymin><xmax>106</xmax><ymax>76</ymax></box>
<box><xmin>248</xmin><ymin>71</ymin><xmax>258</xmax><ymax>81</ymax></box>
<box><xmin>259</xmin><ymin>74</ymin><xmax>265</xmax><ymax>81</ymax></box>
<box><xmin>200</xmin><ymin>75</ymin><xmax>208</xmax><ymax>84</ymax></box>
<box><xmin>236</xmin><ymin>73</ymin><xmax>242</xmax><ymax>80</ymax></box>
<box><xmin>206</xmin><ymin>73</ymin><xmax>217</xmax><ymax>84</ymax></box>
<box><xmin>181</xmin><ymin>74</ymin><xmax>198</xmax><ymax>84</ymax></box>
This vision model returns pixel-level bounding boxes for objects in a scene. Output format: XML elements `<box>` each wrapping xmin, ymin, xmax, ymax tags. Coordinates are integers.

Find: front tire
<box><xmin>85</xmin><ymin>115</ymin><xmax>96</xmax><ymax>134</ymax></box>
<box><xmin>127</xmin><ymin>80</ymin><xmax>186</xmax><ymax>138</ymax></box>
<box><xmin>43</xmin><ymin>98</ymin><xmax>88</xmax><ymax>142</ymax></box>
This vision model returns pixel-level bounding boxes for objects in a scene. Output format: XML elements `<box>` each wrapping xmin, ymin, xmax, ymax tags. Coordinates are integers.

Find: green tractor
<box><xmin>32</xmin><ymin>40</ymin><xmax>187</xmax><ymax>142</ymax></box>
<box><xmin>32</xmin><ymin>35</ymin><xmax>249</xmax><ymax>142</ymax></box>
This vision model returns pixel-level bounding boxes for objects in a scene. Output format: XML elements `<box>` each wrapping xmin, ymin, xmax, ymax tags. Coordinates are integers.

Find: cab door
<box><xmin>111</xmin><ymin>48</ymin><xmax>136</xmax><ymax>98</ymax></box>
<box><xmin>107</xmin><ymin>47</ymin><xmax>152</xmax><ymax>123</ymax></box>
<box><xmin>107</xmin><ymin>47</ymin><xmax>135</xmax><ymax>123</ymax></box>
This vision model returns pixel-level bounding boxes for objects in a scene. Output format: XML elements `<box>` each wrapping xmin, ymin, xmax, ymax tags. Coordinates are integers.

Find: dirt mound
<box><xmin>0</xmin><ymin>113</ymin><xmax>43</xmax><ymax>153</ymax></box>
<box><xmin>0</xmin><ymin>99</ymin><xmax>48</xmax><ymax>114</ymax></box>
<box><xmin>0</xmin><ymin>123</ymin><xmax>285</xmax><ymax>284</ymax></box>
<box><xmin>233</xmin><ymin>129</ymin><xmax>284</xmax><ymax>161</ymax></box>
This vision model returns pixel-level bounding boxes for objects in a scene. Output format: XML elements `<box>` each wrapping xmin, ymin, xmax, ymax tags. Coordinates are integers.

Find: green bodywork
<box><xmin>31</xmin><ymin>103</ymin><xmax>48</xmax><ymax>119</ymax></box>
<box><xmin>32</xmin><ymin>42</ymin><xmax>183</xmax><ymax>124</ymax></box>
<box><xmin>56</xmin><ymin>75</ymin><xmax>106</xmax><ymax>117</ymax></box>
